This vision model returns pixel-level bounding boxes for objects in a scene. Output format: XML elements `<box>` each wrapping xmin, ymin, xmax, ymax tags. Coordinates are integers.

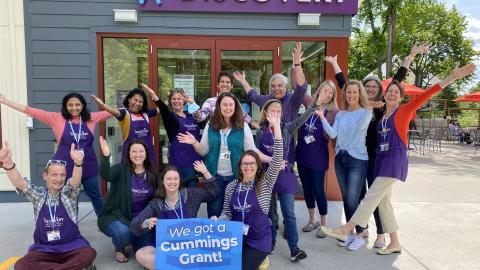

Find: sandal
<box><xmin>115</xmin><ymin>251</ymin><xmax>129</xmax><ymax>263</ymax></box>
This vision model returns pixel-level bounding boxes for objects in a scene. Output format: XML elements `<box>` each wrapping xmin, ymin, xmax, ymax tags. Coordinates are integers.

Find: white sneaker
<box><xmin>337</xmin><ymin>234</ymin><xmax>355</xmax><ymax>247</ymax></box>
<box><xmin>347</xmin><ymin>236</ymin><xmax>366</xmax><ymax>251</ymax></box>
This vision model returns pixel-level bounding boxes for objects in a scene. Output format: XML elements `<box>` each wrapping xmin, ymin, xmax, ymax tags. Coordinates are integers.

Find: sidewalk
<box><xmin>0</xmin><ymin>143</ymin><xmax>479</xmax><ymax>269</ymax></box>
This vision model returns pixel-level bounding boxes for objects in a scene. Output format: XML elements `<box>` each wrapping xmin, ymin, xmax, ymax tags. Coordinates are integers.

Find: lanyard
<box><xmin>381</xmin><ymin>109</ymin><xmax>396</xmax><ymax>142</ymax></box>
<box><xmin>46</xmin><ymin>193</ymin><xmax>58</xmax><ymax>230</ymax></box>
<box><xmin>169</xmin><ymin>192</ymin><xmax>184</xmax><ymax>219</ymax></box>
<box><xmin>306</xmin><ymin>114</ymin><xmax>319</xmax><ymax>134</ymax></box>
<box><xmin>69</xmin><ymin>120</ymin><xmax>82</xmax><ymax>148</ymax></box>
<box><xmin>220</xmin><ymin>129</ymin><xmax>231</xmax><ymax>145</ymax></box>
<box><xmin>237</xmin><ymin>181</ymin><xmax>253</xmax><ymax>222</ymax></box>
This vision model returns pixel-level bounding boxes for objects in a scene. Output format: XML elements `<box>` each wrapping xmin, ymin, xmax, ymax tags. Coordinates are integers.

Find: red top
<box><xmin>394</xmin><ymin>83</ymin><xmax>442</xmax><ymax>146</ymax></box>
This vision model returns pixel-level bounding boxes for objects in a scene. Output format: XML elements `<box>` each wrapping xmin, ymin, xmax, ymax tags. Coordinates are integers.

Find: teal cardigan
<box><xmin>97</xmin><ymin>156</ymin><xmax>158</xmax><ymax>232</ymax></box>
<box><xmin>205</xmin><ymin>125</ymin><xmax>244</xmax><ymax>178</ymax></box>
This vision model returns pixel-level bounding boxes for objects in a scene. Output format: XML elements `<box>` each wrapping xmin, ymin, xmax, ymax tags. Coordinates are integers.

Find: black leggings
<box><xmin>242</xmin><ymin>243</ymin><xmax>268</xmax><ymax>270</ymax></box>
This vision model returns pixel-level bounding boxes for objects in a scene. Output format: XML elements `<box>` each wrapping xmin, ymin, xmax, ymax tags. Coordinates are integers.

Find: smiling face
<box><xmin>129</xmin><ymin>143</ymin><xmax>146</xmax><ymax>167</ymax></box>
<box><xmin>43</xmin><ymin>165</ymin><xmax>67</xmax><ymax>193</ymax></box>
<box><xmin>128</xmin><ymin>94</ymin><xmax>144</xmax><ymax>113</ymax></box>
<box><xmin>364</xmin><ymin>80</ymin><xmax>380</xmax><ymax>101</ymax></box>
<box><xmin>170</xmin><ymin>92</ymin><xmax>185</xmax><ymax>112</ymax></box>
<box><xmin>66</xmin><ymin>97</ymin><xmax>84</xmax><ymax>117</ymax></box>
<box><xmin>163</xmin><ymin>170</ymin><xmax>180</xmax><ymax>194</ymax></box>
<box><xmin>345</xmin><ymin>84</ymin><xmax>360</xmax><ymax>108</ymax></box>
<box><xmin>271</xmin><ymin>79</ymin><xmax>287</xmax><ymax>100</ymax></box>
<box><xmin>240</xmin><ymin>154</ymin><xmax>258</xmax><ymax>181</ymax></box>
<box><xmin>219</xmin><ymin>96</ymin><xmax>235</xmax><ymax>119</ymax></box>
<box><xmin>384</xmin><ymin>84</ymin><xmax>402</xmax><ymax>108</ymax></box>
<box><xmin>217</xmin><ymin>75</ymin><xmax>233</xmax><ymax>94</ymax></box>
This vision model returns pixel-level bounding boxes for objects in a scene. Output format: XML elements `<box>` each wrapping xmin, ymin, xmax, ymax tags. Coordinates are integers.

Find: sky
<box><xmin>438</xmin><ymin>0</ymin><xmax>480</xmax><ymax>90</ymax></box>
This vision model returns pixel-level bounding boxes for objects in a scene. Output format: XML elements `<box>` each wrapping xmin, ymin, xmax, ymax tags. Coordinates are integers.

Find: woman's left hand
<box><xmin>141</xmin><ymin>83</ymin><xmax>159</xmax><ymax>101</ymax></box>
<box><xmin>193</xmin><ymin>160</ymin><xmax>209</xmax><ymax>175</ymax></box>
<box><xmin>367</xmin><ymin>101</ymin><xmax>385</xmax><ymax>110</ymax></box>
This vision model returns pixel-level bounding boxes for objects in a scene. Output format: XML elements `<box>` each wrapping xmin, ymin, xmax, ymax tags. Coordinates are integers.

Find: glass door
<box><xmin>151</xmin><ymin>38</ymin><xmax>215</xmax><ymax>165</ymax></box>
<box><xmin>216</xmin><ymin>39</ymin><xmax>280</xmax><ymax>123</ymax></box>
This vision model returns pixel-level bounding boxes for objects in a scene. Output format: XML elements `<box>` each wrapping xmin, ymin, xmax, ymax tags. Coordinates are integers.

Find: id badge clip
<box><xmin>242</xmin><ymin>223</ymin><xmax>250</xmax><ymax>236</ymax></box>
<box><xmin>379</xmin><ymin>143</ymin><xmax>389</xmax><ymax>152</ymax></box>
<box><xmin>304</xmin><ymin>135</ymin><xmax>315</xmax><ymax>144</ymax></box>
<box><xmin>47</xmin><ymin>230</ymin><xmax>61</xmax><ymax>241</ymax></box>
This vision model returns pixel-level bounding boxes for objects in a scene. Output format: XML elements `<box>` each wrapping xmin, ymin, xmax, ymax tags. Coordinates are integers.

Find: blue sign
<box><xmin>155</xmin><ymin>218</ymin><xmax>243</xmax><ymax>270</ymax></box>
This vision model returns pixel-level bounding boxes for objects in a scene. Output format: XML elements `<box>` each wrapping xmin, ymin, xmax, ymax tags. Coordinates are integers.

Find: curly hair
<box><xmin>61</xmin><ymin>93</ymin><xmax>91</xmax><ymax>122</ymax></box>
<box><xmin>123</xmin><ymin>88</ymin><xmax>149</xmax><ymax>113</ymax></box>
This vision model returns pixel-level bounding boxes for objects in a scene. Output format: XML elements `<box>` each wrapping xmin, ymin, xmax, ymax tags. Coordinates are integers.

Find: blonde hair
<box><xmin>342</xmin><ymin>80</ymin><xmax>368</xmax><ymax>110</ymax></box>
<box><xmin>259</xmin><ymin>99</ymin><xmax>282</xmax><ymax>126</ymax></box>
<box><xmin>312</xmin><ymin>80</ymin><xmax>339</xmax><ymax>111</ymax></box>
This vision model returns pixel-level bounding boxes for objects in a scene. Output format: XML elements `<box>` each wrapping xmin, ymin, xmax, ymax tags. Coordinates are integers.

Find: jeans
<box><xmin>207</xmin><ymin>175</ymin><xmax>235</xmax><ymax>218</ymax></box>
<box><xmin>102</xmin><ymin>220</ymin><xmax>155</xmax><ymax>252</ymax></box>
<box><xmin>335</xmin><ymin>150</ymin><xmax>367</xmax><ymax>233</ymax></box>
<box><xmin>179</xmin><ymin>166</ymin><xmax>198</xmax><ymax>188</ymax></box>
<box><xmin>359</xmin><ymin>155</ymin><xmax>384</xmax><ymax>234</ymax></box>
<box><xmin>269</xmin><ymin>193</ymin><xmax>299</xmax><ymax>252</ymax></box>
<box><xmin>297</xmin><ymin>164</ymin><xmax>328</xmax><ymax>216</ymax></box>
<box><xmin>82</xmin><ymin>175</ymin><xmax>104</xmax><ymax>216</ymax></box>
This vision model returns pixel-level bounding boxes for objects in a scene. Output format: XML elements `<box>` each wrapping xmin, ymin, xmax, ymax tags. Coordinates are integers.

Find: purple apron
<box><xmin>122</xmin><ymin>111</ymin><xmax>157</xmax><ymax>166</ymax></box>
<box><xmin>295</xmin><ymin>114</ymin><xmax>330</xmax><ymax>170</ymax></box>
<box><xmin>374</xmin><ymin>110</ymin><xmax>408</xmax><ymax>181</ymax></box>
<box><xmin>259</xmin><ymin>127</ymin><xmax>298</xmax><ymax>194</ymax></box>
<box><xmin>158</xmin><ymin>194</ymin><xmax>190</xmax><ymax>219</ymax></box>
<box><xmin>230</xmin><ymin>182</ymin><xmax>271</xmax><ymax>253</ymax></box>
<box><xmin>52</xmin><ymin>121</ymin><xmax>98</xmax><ymax>179</ymax></box>
<box><xmin>29</xmin><ymin>196</ymin><xmax>90</xmax><ymax>253</ymax></box>
<box><xmin>131</xmin><ymin>174</ymin><xmax>154</xmax><ymax>218</ymax></box>
<box><xmin>169</xmin><ymin>114</ymin><xmax>202</xmax><ymax>168</ymax></box>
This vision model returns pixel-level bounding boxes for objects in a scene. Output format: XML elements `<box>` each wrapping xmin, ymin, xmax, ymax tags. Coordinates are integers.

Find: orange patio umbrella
<box><xmin>382</xmin><ymin>78</ymin><xmax>425</xmax><ymax>96</ymax></box>
<box><xmin>453</xmin><ymin>91</ymin><xmax>480</xmax><ymax>102</ymax></box>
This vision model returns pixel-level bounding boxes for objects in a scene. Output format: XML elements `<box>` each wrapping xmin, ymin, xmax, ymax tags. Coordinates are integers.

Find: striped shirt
<box><xmin>17</xmin><ymin>178</ymin><xmax>80</xmax><ymax>223</ymax></box>
<box><xmin>219</xmin><ymin>138</ymin><xmax>283</xmax><ymax>220</ymax></box>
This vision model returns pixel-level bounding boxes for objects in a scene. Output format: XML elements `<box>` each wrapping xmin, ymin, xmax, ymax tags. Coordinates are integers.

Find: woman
<box><xmin>130</xmin><ymin>161</ymin><xmax>218</xmax><ymax>270</ymax></box>
<box><xmin>319</xmin><ymin>80</ymin><xmax>383</xmax><ymax>251</ymax></box>
<box><xmin>256</xmin><ymin>99</ymin><xmax>319</xmax><ymax>261</ymax></box>
<box><xmin>0</xmin><ymin>92</ymin><xmax>111</xmax><ymax>215</ymax></box>
<box><xmin>359</xmin><ymin>44</ymin><xmax>430</xmax><ymax>247</ymax></box>
<box><xmin>97</xmin><ymin>136</ymin><xmax>158</xmax><ymax>263</ymax></box>
<box><xmin>177</xmin><ymin>92</ymin><xmax>270</xmax><ymax>218</ymax></box>
<box><xmin>295</xmin><ymin>80</ymin><xmax>339</xmax><ymax>237</ymax></box>
<box><xmin>215</xmin><ymin>111</ymin><xmax>283</xmax><ymax>270</ymax></box>
<box><xmin>142</xmin><ymin>84</ymin><xmax>202</xmax><ymax>187</ymax></box>
<box><xmin>321</xmin><ymin>63</ymin><xmax>476</xmax><ymax>254</ymax></box>
<box><xmin>91</xmin><ymin>87</ymin><xmax>159</xmax><ymax>166</ymax></box>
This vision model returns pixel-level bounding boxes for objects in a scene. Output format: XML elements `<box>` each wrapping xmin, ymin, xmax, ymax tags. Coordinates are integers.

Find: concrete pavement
<box><xmin>0</xmin><ymin>143</ymin><xmax>479</xmax><ymax>269</ymax></box>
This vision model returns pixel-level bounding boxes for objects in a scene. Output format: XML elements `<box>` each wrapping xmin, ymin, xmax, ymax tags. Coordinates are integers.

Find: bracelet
<box><xmin>294</xmin><ymin>63</ymin><xmax>301</xmax><ymax>67</ymax></box>
<box><xmin>74</xmin><ymin>163</ymin><xmax>83</xmax><ymax>167</ymax></box>
<box><xmin>3</xmin><ymin>162</ymin><xmax>15</xmax><ymax>171</ymax></box>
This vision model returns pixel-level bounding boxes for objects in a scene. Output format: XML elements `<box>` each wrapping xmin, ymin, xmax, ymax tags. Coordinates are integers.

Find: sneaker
<box><xmin>302</xmin><ymin>221</ymin><xmax>320</xmax><ymax>232</ymax></box>
<box><xmin>373</xmin><ymin>239</ymin><xmax>386</xmax><ymax>248</ymax></box>
<box><xmin>269</xmin><ymin>241</ymin><xmax>277</xmax><ymax>254</ymax></box>
<box><xmin>290</xmin><ymin>248</ymin><xmax>307</xmax><ymax>262</ymax></box>
<box><xmin>83</xmin><ymin>263</ymin><xmax>97</xmax><ymax>270</ymax></box>
<box><xmin>337</xmin><ymin>234</ymin><xmax>355</xmax><ymax>247</ymax></box>
<box><xmin>316</xmin><ymin>227</ymin><xmax>327</xmax><ymax>238</ymax></box>
<box><xmin>347</xmin><ymin>236</ymin><xmax>366</xmax><ymax>251</ymax></box>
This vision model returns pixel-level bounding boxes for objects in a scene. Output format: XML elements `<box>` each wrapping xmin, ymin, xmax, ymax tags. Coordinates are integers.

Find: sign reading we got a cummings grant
<box><xmin>155</xmin><ymin>218</ymin><xmax>243</xmax><ymax>270</ymax></box>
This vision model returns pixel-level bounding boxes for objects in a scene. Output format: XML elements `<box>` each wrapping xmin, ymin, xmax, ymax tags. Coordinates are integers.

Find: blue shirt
<box><xmin>321</xmin><ymin>108</ymin><xmax>372</xmax><ymax>160</ymax></box>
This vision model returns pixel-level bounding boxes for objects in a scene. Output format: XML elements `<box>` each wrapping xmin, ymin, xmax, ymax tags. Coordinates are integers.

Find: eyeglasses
<box><xmin>45</xmin><ymin>160</ymin><xmax>67</xmax><ymax>170</ymax></box>
<box><xmin>241</xmin><ymin>162</ymin><xmax>257</xmax><ymax>168</ymax></box>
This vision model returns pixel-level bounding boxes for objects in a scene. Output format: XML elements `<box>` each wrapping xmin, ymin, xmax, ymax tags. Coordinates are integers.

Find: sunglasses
<box><xmin>45</xmin><ymin>160</ymin><xmax>67</xmax><ymax>170</ymax></box>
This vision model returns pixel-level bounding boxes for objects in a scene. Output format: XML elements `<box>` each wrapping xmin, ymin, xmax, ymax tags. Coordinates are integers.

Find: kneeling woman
<box><xmin>97</xmin><ymin>137</ymin><xmax>158</xmax><ymax>263</ymax></box>
<box><xmin>130</xmin><ymin>161</ymin><xmax>218</xmax><ymax>270</ymax></box>
<box><xmin>216</xmin><ymin>111</ymin><xmax>283</xmax><ymax>270</ymax></box>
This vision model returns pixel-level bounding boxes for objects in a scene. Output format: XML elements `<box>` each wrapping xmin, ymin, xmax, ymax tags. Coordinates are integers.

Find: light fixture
<box><xmin>113</xmin><ymin>9</ymin><xmax>138</xmax><ymax>23</ymax></box>
<box><xmin>297</xmin><ymin>13</ymin><xmax>321</xmax><ymax>26</ymax></box>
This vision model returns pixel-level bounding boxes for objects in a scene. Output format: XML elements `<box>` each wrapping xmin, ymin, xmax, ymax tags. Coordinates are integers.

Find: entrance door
<box><xmin>216</xmin><ymin>39</ymin><xmax>280</xmax><ymax>121</ymax></box>
<box><xmin>150</xmin><ymin>38</ymin><xmax>215</xmax><ymax>165</ymax></box>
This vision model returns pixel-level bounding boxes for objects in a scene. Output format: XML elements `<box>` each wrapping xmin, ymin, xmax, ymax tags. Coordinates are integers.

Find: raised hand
<box><xmin>141</xmin><ymin>83</ymin><xmax>159</xmax><ymax>101</ymax></box>
<box><xmin>99</xmin><ymin>136</ymin><xmax>110</xmax><ymax>156</ymax></box>
<box><xmin>450</xmin><ymin>63</ymin><xmax>476</xmax><ymax>81</ymax></box>
<box><xmin>324</xmin><ymin>55</ymin><xmax>338</xmax><ymax>65</ymax></box>
<box><xmin>70</xmin><ymin>143</ymin><xmax>84</xmax><ymax>165</ymax></box>
<box><xmin>409</xmin><ymin>43</ymin><xmax>430</xmax><ymax>56</ymax></box>
<box><xmin>182</xmin><ymin>93</ymin><xmax>195</xmax><ymax>104</ymax></box>
<box><xmin>368</xmin><ymin>100</ymin><xmax>385</xmax><ymax>110</ymax></box>
<box><xmin>233</xmin><ymin>71</ymin><xmax>246</xmax><ymax>83</ymax></box>
<box><xmin>0</xmin><ymin>141</ymin><xmax>12</xmax><ymax>163</ymax></box>
<box><xmin>193</xmin><ymin>160</ymin><xmax>208</xmax><ymax>175</ymax></box>
<box><xmin>176</xmin><ymin>132</ymin><xmax>197</xmax><ymax>145</ymax></box>
<box><xmin>292</xmin><ymin>42</ymin><xmax>304</xmax><ymax>65</ymax></box>
<box><xmin>266</xmin><ymin>111</ymin><xmax>281</xmax><ymax>128</ymax></box>
<box><xmin>90</xmin><ymin>94</ymin><xmax>105</xmax><ymax>107</ymax></box>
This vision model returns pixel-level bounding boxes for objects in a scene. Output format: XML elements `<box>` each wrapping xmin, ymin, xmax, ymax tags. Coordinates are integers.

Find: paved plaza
<box><xmin>0</xmin><ymin>143</ymin><xmax>479</xmax><ymax>270</ymax></box>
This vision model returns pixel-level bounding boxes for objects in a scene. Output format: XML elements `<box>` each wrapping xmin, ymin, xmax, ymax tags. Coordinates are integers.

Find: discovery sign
<box><xmin>138</xmin><ymin>0</ymin><xmax>358</xmax><ymax>14</ymax></box>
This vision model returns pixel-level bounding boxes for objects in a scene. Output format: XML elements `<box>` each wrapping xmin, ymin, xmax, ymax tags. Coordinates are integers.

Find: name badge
<box><xmin>242</xmin><ymin>223</ymin><xmax>250</xmax><ymax>236</ymax></box>
<box><xmin>78</xmin><ymin>148</ymin><xmax>85</xmax><ymax>157</ymax></box>
<box><xmin>379</xmin><ymin>143</ymin><xmax>389</xmax><ymax>152</ymax></box>
<box><xmin>304</xmin><ymin>135</ymin><xmax>315</xmax><ymax>144</ymax></box>
<box><xmin>220</xmin><ymin>151</ymin><xmax>231</xmax><ymax>161</ymax></box>
<box><xmin>47</xmin><ymin>230</ymin><xmax>61</xmax><ymax>241</ymax></box>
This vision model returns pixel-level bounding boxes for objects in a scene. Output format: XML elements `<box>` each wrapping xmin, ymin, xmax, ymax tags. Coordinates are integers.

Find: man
<box><xmin>196</xmin><ymin>71</ymin><xmax>257</xmax><ymax>128</ymax></box>
<box><xmin>0</xmin><ymin>142</ymin><xmax>96</xmax><ymax>270</ymax></box>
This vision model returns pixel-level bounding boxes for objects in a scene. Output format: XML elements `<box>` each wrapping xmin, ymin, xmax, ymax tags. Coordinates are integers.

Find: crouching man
<box><xmin>0</xmin><ymin>141</ymin><xmax>96</xmax><ymax>270</ymax></box>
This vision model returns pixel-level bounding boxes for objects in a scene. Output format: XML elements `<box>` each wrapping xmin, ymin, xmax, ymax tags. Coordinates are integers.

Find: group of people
<box><xmin>0</xmin><ymin>41</ymin><xmax>475</xmax><ymax>270</ymax></box>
